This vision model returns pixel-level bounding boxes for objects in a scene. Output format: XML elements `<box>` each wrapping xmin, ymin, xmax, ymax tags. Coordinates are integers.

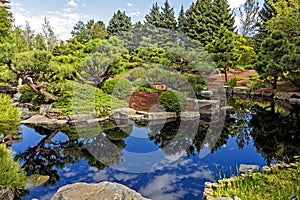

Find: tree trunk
<box><xmin>224</xmin><ymin>68</ymin><xmax>228</xmax><ymax>83</ymax></box>
<box><xmin>273</xmin><ymin>76</ymin><xmax>278</xmax><ymax>89</ymax></box>
<box><xmin>6</xmin><ymin>60</ymin><xmax>58</xmax><ymax>101</ymax></box>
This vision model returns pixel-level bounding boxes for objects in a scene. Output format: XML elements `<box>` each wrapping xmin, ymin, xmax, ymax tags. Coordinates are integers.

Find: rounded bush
<box><xmin>102</xmin><ymin>78</ymin><xmax>132</xmax><ymax>99</ymax></box>
<box><xmin>129</xmin><ymin>67</ymin><xmax>147</xmax><ymax>81</ymax></box>
<box><xmin>132</xmin><ymin>78</ymin><xmax>149</xmax><ymax>88</ymax></box>
<box><xmin>158</xmin><ymin>90</ymin><xmax>187</xmax><ymax>113</ymax></box>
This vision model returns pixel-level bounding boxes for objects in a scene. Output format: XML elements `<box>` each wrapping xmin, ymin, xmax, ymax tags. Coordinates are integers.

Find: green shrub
<box><xmin>53</xmin><ymin>82</ymin><xmax>127</xmax><ymax>116</ymax></box>
<box><xmin>129</xmin><ymin>67</ymin><xmax>147</xmax><ymax>81</ymax></box>
<box><xmin>19</xmin><ymin>85</ymin><xmax>47</xmax><ymax>106</ymax></box>
<box><xmin>226</xmin><ymin>77</ymin><xmax>243</xmax><ymax>87</ymax></box>
<box><xmin>158</xmin><ymin>90</ymin><xmax>187</xmax><ymax>113</ymax></box>
<box><xmin>0</xmin><ymin>144</ymin><xmax>26</xmax><ymax>194</ymax></box>
<box><xmin>135</xmin><ymin>86</ymin><xmax>162</xmax><ymax>93</ymax></box>
<box><xmin>249</xmin><ymin>73</ymin><xmax>259</xmax><ymax>80</ymax></box>
<box><xmin>102</xmin><ymin>78</ymin><xmax>132</xmax><ymax>99</ymax></box>
<box><xmin>184</xmin><ymin>74</ymin><xmax>206</xmax><ymax>95</ymax></box>
<box><xmin>0</xmin><ymin>94</ymin><xmax>20</xmax><ymax>136</ymax></box>
<box><xmin>132</xmin><ymin>78</ymin><xmax>150</xmax><ymax>88</ymax></box>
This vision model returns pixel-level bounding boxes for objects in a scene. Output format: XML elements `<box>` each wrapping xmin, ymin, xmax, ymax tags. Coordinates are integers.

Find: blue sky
<box><xmin>11</xmin><ymin>0</ymin><xmax>248</xmax><ymax>40</ymax></box>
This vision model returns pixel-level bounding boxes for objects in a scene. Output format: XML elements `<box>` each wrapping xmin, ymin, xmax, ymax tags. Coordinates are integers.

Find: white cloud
<box><xmin>126</xmin><ymin>3</ymin><xmax>133</xmax><ymax>7</ymax></box>
<box><xmin>129</xmin><ymin>10</ymin><xmax>141</xmax><ymax>17</ymax></box>
<box><xmin>11</xmin><ymin>2</ymin><xmax>89</xmax><ymax>40</ymax></box>
<box><xmin>228</xmin><ymin>0</ymin><xmax>245</xmax><ymax>9</ymax></box>
<box><xmin>67</xmin><ymin>0</ymin><xmax>78</xmax><ymax>7</ymax></box>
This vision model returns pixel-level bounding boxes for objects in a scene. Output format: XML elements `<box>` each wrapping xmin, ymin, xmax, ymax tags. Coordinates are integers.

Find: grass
<box><xmin>214</xmin><ymin>166</ymin><xmax>300</xmax><ymax>199</ymax></box>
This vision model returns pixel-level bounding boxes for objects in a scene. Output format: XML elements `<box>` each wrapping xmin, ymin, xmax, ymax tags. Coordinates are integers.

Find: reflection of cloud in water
<box><xmin>140</xmin><ymin>159</ymin><xmax>213</xmax><ymax>200</ymax></box>
<box><xmin>92</xmin><ymin>170</ymin><xmax>110</xmax><ymax>182</ymax></box>
<box><xmin>114</xmin><ymin>173</ymin><xmax>138</xmax><ymax>181</ymax></box>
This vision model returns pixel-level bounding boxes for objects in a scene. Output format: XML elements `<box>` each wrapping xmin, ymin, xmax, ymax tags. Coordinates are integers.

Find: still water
<box><xmin>11</xmin><ymin>100</ymin><xmax>300</xmax><ymax>200</ymax></box>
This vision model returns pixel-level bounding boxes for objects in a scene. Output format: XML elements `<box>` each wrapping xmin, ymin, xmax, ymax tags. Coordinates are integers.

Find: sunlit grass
<box><xmin>214</xmin><ymin>166</ymin><xmax>300</xmax><ymax>200</ymax></box>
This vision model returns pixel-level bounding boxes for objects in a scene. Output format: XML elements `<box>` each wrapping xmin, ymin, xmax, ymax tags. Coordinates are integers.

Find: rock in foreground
<box><xmin>51</xmin><ymin>181</ymin><xmax>150</xmax><ymax>200</ymax></box>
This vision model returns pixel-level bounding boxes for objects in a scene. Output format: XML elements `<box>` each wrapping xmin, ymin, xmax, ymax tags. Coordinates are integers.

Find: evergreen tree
<box><xmin>160</xmin><ymin>0</ymin><xmax>177</xmax><ymax>29</ymax></box>
<box><xmin>185</xmin><ymin>0</ymin><xmax>215</xmax><ymax>45</ymax></box>
<box><xmin>255</xmin><ymin>30</ymin><xmax>289</xmax><ymax>89</ymax></box>
<box><xmin>211</xmin><ymin>0</ymin><xmax>235</xmax><ymax>34</ymax></box>
<box><xmin>145</xmin><ymin>3</ymin><xmax>161</xmax><ymax>27</ymax></box>
<box><xmin>177</xmin><ymin>5</ymin><xmax>186</xmax><ymax>32</ymax></box>
<box><xmin>107</xmin><ymin>10</ymin><xmax>132</xmax><ymax>35</ymax></box>
<box><xmin>206</xmin><ymin>25</ymin><xmax>239</xmax><ymax>82</ymax></box>
<box><xmin>0</xmin><ymin>8</ymin><xmax>12</xmax><ymax>41</ymax></box>
<box><xmin>133</xmin><ymin>21</ymin><xmax>143</xmax><ymax>29</ymax></box>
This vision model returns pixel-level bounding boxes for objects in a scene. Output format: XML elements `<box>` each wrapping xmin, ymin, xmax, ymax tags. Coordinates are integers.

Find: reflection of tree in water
<box><xmin>15</xmin><ymin>123</ymin><xmax>130</xmax><ymax>186</ymax></box>
<box><xmin>148</xmin><ymin>119</ymin><xmax>229</xmax><ymax>156</ymax></box>
<box><xmin>250</xmin><ymin>102</ymin><xmax>300</xmax><ymax>164</ymax></box>
<box><xmin>222</xmin><ymin>99</ymin><xmax>253</xmax><ymax>150</ymax></box>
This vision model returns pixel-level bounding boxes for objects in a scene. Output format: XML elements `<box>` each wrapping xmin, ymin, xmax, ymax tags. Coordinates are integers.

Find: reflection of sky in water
<box><xmin>12</xmin><ymin>125</ymin><xmax>267</xmax><ymax>200</ymax></box>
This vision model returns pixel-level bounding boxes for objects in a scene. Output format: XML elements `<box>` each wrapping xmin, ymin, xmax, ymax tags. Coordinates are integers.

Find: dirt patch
<box><xmin>124</xmin><ymin>91</ymin><xmax>197</xmax><ymax>112</ymax></box>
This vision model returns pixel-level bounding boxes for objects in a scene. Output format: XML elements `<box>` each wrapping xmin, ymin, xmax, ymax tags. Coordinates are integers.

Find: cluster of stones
<box><xmin>203</xmin><ymin>162</ymin><xmax>300</xmax><ymax>200</ymax></box>
<box><xmin>223</xmin><ymin>86</ymin><xmax>300</xmax><ymax>106</ymax></box>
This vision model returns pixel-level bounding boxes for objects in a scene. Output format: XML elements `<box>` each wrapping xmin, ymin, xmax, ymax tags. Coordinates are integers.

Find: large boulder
<box><xmin>21</xmin><ymin>115</ymin><xmax>67</xmax><ymax>128</ymax></box>
<box><xmin>238</xmin><ymin>164</ymin><xmax>260</xmax><ymax>175</ymax></box>
<box><xmin>50</xmin><ymin>181</ymin><xmax>150</xmax><ymax>200</ymax></box>
<box><xmin>233</xmin><ymin>87</ymin><xmax>251</xmax><ymax>96</ymax></box>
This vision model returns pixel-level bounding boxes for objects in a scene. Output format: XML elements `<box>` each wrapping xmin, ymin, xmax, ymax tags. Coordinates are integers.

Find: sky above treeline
<box><xmin>10</xmin><ymin>0</ymin><xmax>252</xmax><ymax>40</ymax></box>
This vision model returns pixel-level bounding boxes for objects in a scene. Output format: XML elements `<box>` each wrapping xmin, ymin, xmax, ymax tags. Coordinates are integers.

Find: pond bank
<box><xmin>203</xmin><ymin>162</ymin><xmax>300</xmax><ymax>200</ymax></box>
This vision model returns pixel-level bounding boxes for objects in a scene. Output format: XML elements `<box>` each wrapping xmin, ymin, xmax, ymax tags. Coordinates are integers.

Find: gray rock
<box><xmin>50</xmin><ymin>181</ymin><xmax>150</xmax><ymax>200</ymax></box>
<box><xmin>180</xmin><ymin>111</ymin><xmax>200</xmax><ymax>119</ymax></box>
<box><xmin>136</xmin><ymin>111</ymin><xmax>177</xmax><ymax>121</ymax></box>
<box><xmin>201</xmin><ymin>90</ymin><xmax>214</xmax><ymax>98</ymax></box>
<box><xmin>110</xmin><ymin>108</ymin><xmax>136</xmax><ymax>120</ymax></box>
<box><xmin>233</xmin><ymin>87</ymin><xmax>251</xmax><ymax>96</ymax></box>
<box><xmin>238</xmin><ymin>164</ymin><xmax>260</xmax><ymax>175</ymax></box>
<box><xmin>0</xmin><ymin>188</ymin><xmax>14</xmax><ymax>200</ymax></box>
<box><xmin>288</xmin><ymin>98</ymin><xmax>300</xmax><ymax>106</ymax></box>
<box><xmin>223</xmin><ymin>86</ymin><xmax>233</xmax><ymax>96</ymax></box>
<box><xmin>214</xmin><ymin>197</ymin><xmax>233</xmax><ymax>200</ymax></box>
<box><xmin>21</xmin><ymin>115</ymin><xmax>67</xmax><ymax>128</ymax></box>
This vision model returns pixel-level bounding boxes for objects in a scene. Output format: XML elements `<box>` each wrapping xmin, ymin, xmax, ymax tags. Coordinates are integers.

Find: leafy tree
<box><xmin>107</xmin><ymin>10</ymin><xmax>132</xmax><ymax>35</ymax></box>
<box><xmin>255</xmin><ymin>30</ymin><xmax>289</xmax><ymax>89</ymax></box>
<box><xmin>33</xmin><ymin>33</ymin><xmax>47</xmax><ymax>50</ymax></box>
<box><xmin>144</xmin><ymin>3</ymin><xmax>161</xmax><ymax>28</ymax></box>
<box><xmin>206</xmin><ymin>25</ymin><xmax>239</xmax><ymax>82</ymax></box>
<box><xmin>238</xmin><ymin>0</ymin><xmax>260</xmax><ymax>37</ymax></box>
<box><xmin>264</xmin><ymin>0</ymin><xmax>299</xmax><ymax>38</ymax></box>
<box><xmin>160</xmin><ymin>0</ymin><xmax>177</xmax><ymax>29</ymax></box>
<box><xmin>71</xmin><ymin>19</ymin><xmax>107</xmax><ymax>44</ymax></box>
<box><xmin>177</xmin><ymin>5</ymin><xmax>186</xmax><ymax>32</ymax></box>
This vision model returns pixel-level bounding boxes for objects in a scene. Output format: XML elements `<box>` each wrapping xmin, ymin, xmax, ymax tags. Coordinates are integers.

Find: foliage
<box><xmin>41</xmin><ymin>17</ymin><xmax>58</xmax><ymax>52</ymax></box>
<box><xmin>264</xmin><ymin>0</ymin><xmax>299</xmax><ymax>38</ymax></box>
<box><xmin>71</xmin><ymin>20</ymin><xmax>107</xmax><ymax>44</ymax></box>
<box><xmin>135</xmin><ymin>86</ymin><xmax>162</xmax><ymax>93</ymax></box>
<box><xmin>78</xmin><ymin>37</ymin><xmax>128</xmax><ymax>87</ymax></box>
<box><xmin>254</xmin><ymin>30</ymin><xmax>289</xmax><ymax>89</ymax></box>
<box><xmin>0</xmin><ymin>8</ymin><xmax>12</xmax><ymax>41</ymax></box>
<box><xmin>214</xmin><ymin>166</ymin><xmax>300</xmax><ymax>200</ymax></box>
<box><xmin>158</xmin><ymin>90</ymin><xmax>187</xmax><ymax>113</ymax></box>
<box><xmin>0</xmin><ymin>94</ymin><xmax>20</xmax><ymax>136</ymax></box>
<box><xmin>183</xmin><ymin>74</ymin><xmax>206</xmax><ymax>95</ymax></box>
<box><xmin>160</xmin><ymin>0</ymin><xmax>177</xmax><ymax>29</ymax></box>
<box><xmin>0</xmin><ymin>144</ymin><xmax>26</xmax><ymax>194</ymax></box>
<box><xmin>177</xmin><ymin>5</ymin><xmax>186</xmax><ymax>32</ymax></box>
<box><xmin>132</xmin><ymin>78</ymin><xmax>150</xmax><ymax>88</ymax></box>
<box><xmin>129</xmin><ymin>67</ymin><xmax>147</xmax><ymax>81</ymax></box>
<box><xmin>145</xmin><ymin>3</ymin><xmax>162</xmax><ymax>28</ymax></box>
<box><xmin>107</xmin><ymin>10</ymin><xmax>132</xmax><ymax>35</ymax></box>
<box><xmin>226</xmin><ymin>77</ymin><xmax>238</xmax><ymax>87</ymax></box>
<box><xmin>101</xmin><ymin>78</ymin><xmax>132</xmax><ymax>99</ymax></box>
<box><xmin>206</xmin><ymin>26</ymin><xmax>239</xmax><ymax>82</ymax></box>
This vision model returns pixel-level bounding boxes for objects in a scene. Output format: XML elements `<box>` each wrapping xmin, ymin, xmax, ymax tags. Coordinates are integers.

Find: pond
<box><xmin>11</xmin><ymin>99</ymin><xmax>300</xmax><ymax>200</ymax></box>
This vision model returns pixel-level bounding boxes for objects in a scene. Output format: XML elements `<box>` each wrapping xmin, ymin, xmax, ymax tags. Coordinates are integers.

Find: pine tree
<box><xmin>177</xmin><ymin>5</ymin><xmax>186</xmax><ymax>32</ymax></box>
<box><xmin>206</xmin><ymin>25</ymin><xmax>239</xmax><ymax>82</ymax></box>
<box><xmin>160</xmin><ymin>0</ymin><xmax>177</xmax><ymax>29</ymax></box>
<box><xmin>107</xmin><ymin>10</ymin><xmax>132</xmax><ymax>35</ymax></box>
<box><xmin>211</xmin><ymin>0</ymin><xmax>235</xmax><ymax>35</ymax></box>
<box><xmin>255</xmin><ymin>30</ymin><xmax>290</xmax><ymax>89</ymax></box>
<box><xmin>145</xmin><ymin>3</ymin><xmax>161</xmax><ymax>27</ymax></box>
<box><xmin>133</xmin><ymin>21</ymin><xmax>143</xmax><ymax>29</ymax></box>
<box><xmin>185</xmin><ymin>0</ymin><xmax>215</xmax><ymax>45</ymax></box>
<box><xmin>0</xmin><ymin>8</ymin><xmax>12</xmax><ymax>41</ymax></box>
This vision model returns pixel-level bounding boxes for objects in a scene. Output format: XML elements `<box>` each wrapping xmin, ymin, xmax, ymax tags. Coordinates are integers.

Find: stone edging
<box><xmin>203</xmin><ymin>162</ymin><xmax>300</xmax><ymax>200</ymax></box>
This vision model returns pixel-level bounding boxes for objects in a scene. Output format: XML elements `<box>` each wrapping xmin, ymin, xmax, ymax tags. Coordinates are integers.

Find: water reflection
<box><xmin>11</xmin><ymin>100</ymin><xmax>300</xmax><ymax>200</ymax></box>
